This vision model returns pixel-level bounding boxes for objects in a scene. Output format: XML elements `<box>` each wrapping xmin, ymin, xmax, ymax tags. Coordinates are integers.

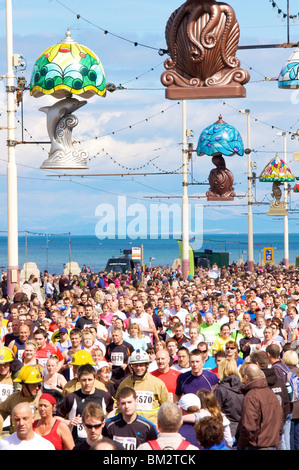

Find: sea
<box><xmin>0</xmin><ymin>232</ymin><xmax>298</xmax><ymax>275</ymax></box>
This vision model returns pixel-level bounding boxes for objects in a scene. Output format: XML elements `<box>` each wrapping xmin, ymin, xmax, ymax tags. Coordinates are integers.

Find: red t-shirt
<box><xmin>35</xmin><ymin>344</ymin><xmax>63</xmax><ymax>367</ymax></box>
<box><xmin>150</xmin><ymin>368</ymin><xmax>181</xmax><ymax>402</ymax></box>
<box><xmin>33</xmin><ymin>419</ymin><xmax>63</xmax><ymax>450</ymax></box>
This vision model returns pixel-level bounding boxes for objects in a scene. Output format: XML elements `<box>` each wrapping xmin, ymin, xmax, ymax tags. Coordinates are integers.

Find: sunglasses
<box><xmin>84</xmin><ymin>422</ymin><xmax>103</xmax><ymax>429</ymax></box>
<box><xmin>226</xmin><ymin>347</ymin><xmax>236</xmax><ymax>350</ymax></box>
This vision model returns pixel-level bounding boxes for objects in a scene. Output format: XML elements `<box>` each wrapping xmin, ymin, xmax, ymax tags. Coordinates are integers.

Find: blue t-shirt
<box><xmin>175</xmin><ymin>370</ymin><xmax>219</xmax><ymax>396</ymax></box>
<box><xmin>178</xmin><ymin>423</ymin><xmax>201</xmax><ymax>449</ymax></box>
<box><xmin>203</xmin><ymin>356</ymin><xmax>216</xmax><ymax>371</ymax></box>
<box><xmin>203</xmin><ymin>442</ymin><xmax>232</xmax><ymax>450</ymax></box>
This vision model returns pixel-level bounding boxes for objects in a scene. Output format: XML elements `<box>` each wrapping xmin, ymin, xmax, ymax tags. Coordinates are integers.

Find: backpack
<box><xmin>275</xmin><ymin>363</ymin><xmax>299</xmax><ymax>402</ymax></box>
<box><xmin>147</xmin><ymin>440</ymin><xmax>191</xmax><ymax>450</ymax></box>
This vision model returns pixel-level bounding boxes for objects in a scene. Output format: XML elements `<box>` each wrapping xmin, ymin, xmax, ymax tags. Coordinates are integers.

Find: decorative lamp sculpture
<box><xmin>197</xmin><ymin>115</ymin><xmax>244</xmax><ymax>200</ymax></box>
<box><xmin>161</xmin><ymin>0</ymin><xmax>250</xmax><ymax>100</ymax></box>
<box><xmin>278</xmin><ymin>46</ymin><xmax>299</xmax><ymax>89</ymax></box>
<box><xmin>293</xmin><ymin>183</ymin><xmax>299</xmax><ymax>193</ymax></box>
<box><xmin>259</xmin><ymin>154</ymin><xmax>295</xmax><ymax>216</ymax></box>
<box><xmin>30</xmin><ymin>29</ymin><xmax>106</xmax><ymax>169</ymax></box>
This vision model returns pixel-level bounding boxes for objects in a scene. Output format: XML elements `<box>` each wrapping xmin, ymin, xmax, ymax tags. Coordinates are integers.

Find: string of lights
<box><xmin>77</xmin><ymin>101</ymin><xmax>181</xmax><ymax>143</ymax></box>
<box><xmin>118</xmin><ymin>61</ymin><xmax>164</xmax><ymax>86</ymax></box>
<box><xmin>269</xmin><ymin>1</ymin><xmax>299</xmax><ymax>22</ymax></box>
<box><xmin>53</xmin><ymin>0</ymin><xmax>168</xmax><ymax>55</ymax></box>
<box><xmin>103</xmin><ymin>152</ymin><xmax>161</xmax><ymax>171</ymax></box>
<box><xmin>219</xmin><ymin>100</ymin><xmax>295</xmax><ymax>136</ymax></box>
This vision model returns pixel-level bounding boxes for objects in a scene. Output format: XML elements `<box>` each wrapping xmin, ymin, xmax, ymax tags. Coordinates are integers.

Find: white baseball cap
<box><xmin>178</xmin><ymin>393</ymin><xmax>201</xmax><ymax>411</ymax></box>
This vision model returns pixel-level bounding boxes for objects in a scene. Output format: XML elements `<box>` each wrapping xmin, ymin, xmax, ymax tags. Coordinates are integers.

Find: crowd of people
<box><xmin>0</xmin><ymin>260</ymin><xmax>299</xmax><ymax>451</ymax></box>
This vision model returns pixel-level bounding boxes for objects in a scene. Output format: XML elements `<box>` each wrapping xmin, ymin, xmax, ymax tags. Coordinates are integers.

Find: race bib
<box><xmin>0</xmin><ymin>383</ymin><xmax>13</xmax><ymax>429</ymax></box>
<box><xmin>249</xmin><ymin>344</ymin><xmax>259</xmax><ymax>354</ymax></box>
<box><xmin>114</xmin><ymin>436</ymin><xmax>137</xmax><ymax>450</ymax></box>
<box><xmin>206</xmin><ymin>338</ymin><xmax>214</xmax><ymax>348</ymax></box>
<box><xmin>0</xmin><ymin>383</ymin><xmax>13</xmax><ymax>402</ymax></box>
<box><xmin>17</xmin><ymin>350</ymin><xmax>24</xmax><ymax>361</ymax></box>
<box><xmin>136</xmin><ymin>391</ymin><xmax>154</xmax><ymax>410</ymax></box>
<box><xmin>77</xmin><ymin>422</ymin><xmax>87</xmax><ymax>439</ymax></box>
<box><xmin>38</xmin><ymin>357</ymin><xmax>49</xmax><ymax>369</ymax></box>
<box><xmin>111</xmin><ymin>352</ymin><xmax>124</xmax><ymax>366</ymax></box>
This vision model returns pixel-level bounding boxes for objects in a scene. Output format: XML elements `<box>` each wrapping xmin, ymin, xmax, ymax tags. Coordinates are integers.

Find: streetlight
<box><xmin>196</xmin><ymin>115</ymin><xmax>244</xmax><ymax>201</ymax></box>
<box><xmin>259</xmin><ymin>154</ymin><xmax>294</xmax><ymax>268</ymax></box>
<box><xmin>29</xmin><ymin>29</ymin><xmax>107</xmax><ymax>170</ymax></box>
<box><xmin>239</xmin><ymin>109</ymin><xmax>254</xmax><ymax>272</ymax></box>
<box><xmin>6</xmin><ymin>0</ymin><xmax>19</xmax><ymax>296</ymax></box>
<box><xmin>277</xmin><ymin>132</ymin><xmax>290</xmax><ymax>267</ymax></box>
<box><xmin>259</xmin><ymin>249</ymin><xmax>264</xmax><ymax>266</ymax></box>
<box><xmin>181</xmin><ymin>100</ymin><xmax>190</xmax><ymax>280</ymax></box>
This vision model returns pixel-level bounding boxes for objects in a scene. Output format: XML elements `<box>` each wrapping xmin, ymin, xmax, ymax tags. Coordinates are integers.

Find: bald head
<box><xmin>156</xmin><ymin>349</ymin><xmax>171</xmax><ymax>372</ymax></box>
<box><xmin>244</xmin><ymin>363</ymin><xmax>264</xmax><ymax>382</ymax></box>
<box><xmin>13</xmin><ymin>401</ymin><xmax>31</xmax><ymax>414</ymax></box>
<box><xmin>12</xmin><ymin>402</ymin><xmax>34</xmax><ymax>440</ymax></box>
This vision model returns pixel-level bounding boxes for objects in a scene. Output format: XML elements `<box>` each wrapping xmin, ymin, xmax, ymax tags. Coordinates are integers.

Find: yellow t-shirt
<box><xmin>212</xmin><ymin>336</ymin><xmax>233</xmax><ymax>353</ymax></box>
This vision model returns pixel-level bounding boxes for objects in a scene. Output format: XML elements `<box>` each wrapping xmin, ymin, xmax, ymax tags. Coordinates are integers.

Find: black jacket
<box><xmin>262</xmin><ymin>366</ymin><xmax>290</xmax><ymax>433</ymax></box>
<box><xmin>214</xmin><ymin>374</ymin><xmax>243</xmax><ymax>437</ymax></box>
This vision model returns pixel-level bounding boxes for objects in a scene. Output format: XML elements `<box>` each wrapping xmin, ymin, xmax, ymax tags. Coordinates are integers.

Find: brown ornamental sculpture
<box><xmin>161</xmin><ymin>0</ymin><xmax>250</xmax><ymax>100</ymax></box>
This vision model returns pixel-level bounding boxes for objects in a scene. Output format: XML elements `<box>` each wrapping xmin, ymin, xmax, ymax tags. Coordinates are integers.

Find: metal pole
<box><xmin>140</xmin><ymin>244</ymin><xmax>144</xmax><ymax>283</ymax></box>
<box><xmin>25</xmin><ymin>230</ymin><xmax>27</xmax><ymax>281</ymax></box>
<box><xmin>282</xmin><ymin>132</ymin><xmax>289</xmax><ymax>267</ymax></box>
<box><xmin>46</xmin><ymin>234</ymin><xmax>49</xmax><ymax>272</ymax></box>
<box><xmin>287</xmin><ymin>0</ymin><xmax>290</xmax><ymax>44</ymax></box>
<box><xmin>69</xmin><ymin>232</ymin><xmax>71</xmax><ymax>275</ymax></box>
<box><xmin>182</xmin><ymin>100</ymin><xmax>190</xmax><ymax>280</ymax></box>
<box><xmin>6</xmin><ymin>0</ymin><xmax>19</xmax><ymax>296</ymax></box>
<box><xmin>240</xmin><ymin>110</ymin><xmax>254</xmax><ymax>271</ymax></box>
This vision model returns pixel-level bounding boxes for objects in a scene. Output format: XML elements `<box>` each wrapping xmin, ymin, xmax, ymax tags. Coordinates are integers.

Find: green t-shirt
<box><xmin>199</xmin><ymin>322</ymin><xmax>221</xmax><ymax>353</ymax></box>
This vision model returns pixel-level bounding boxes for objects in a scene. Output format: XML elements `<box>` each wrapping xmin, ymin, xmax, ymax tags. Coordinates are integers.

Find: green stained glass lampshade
<box><xmin>30</xmin><ymin>30</ymin><xmax>106</xmax><ymax>99</ymax></box>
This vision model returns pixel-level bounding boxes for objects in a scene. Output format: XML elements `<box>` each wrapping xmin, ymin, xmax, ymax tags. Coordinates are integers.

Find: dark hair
<box><xmin>220</xmin><ymin>323</ymin><xmax>230</xmax><ymax>331</ymax></box>
<box><xmin>266</xmin><ymin>344</ymin><xmax>281</xmax><ymax>359</ymax></box>
<box><xmin>190</xmin><ymin>349</ymin><xmax>205</xmax><ymax>359</ymax></box>
<box><xmin>77</xmin><ymin>363</ymin><xmax>96</xmax><ymax>378</ymax></box>
<box><xmin>117</xmin><ymin>386</ymin><xmax>137</xmax><ymax>401</ymax></box>
<box><xmin>177</xmin><ymin>346</ymin><xmax>190</xmax><ymax>356</ymax></box>
<box><xmin>214</xmin><ymin>350</ymin><xmax>226</xmax><ymax>359</ymax></box>
<box><xmin>250</xmin><ymin>350</ymin><xmax>269</xmax><ymax>369</ymax></box>
<box><xmin>33</xmin><ymin>327</ymin><xmax>48</xmax><ymax>338</ymax></box>
<box><xmin>70</xmin><ymin>328</ymin><xmax>82</xmax><ymax>337</ymax></box>
<box><xmin>195</xmin><ymin>416</ymin><xmax>224</xmax><ymax>449</ymax></box>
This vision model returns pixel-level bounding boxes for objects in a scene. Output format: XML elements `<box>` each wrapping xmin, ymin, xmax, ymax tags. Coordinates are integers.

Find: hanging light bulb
<box><xmin>277</xmin><ymin>8</ymin><xmax>282</xmax><ymax>17</ymax></box>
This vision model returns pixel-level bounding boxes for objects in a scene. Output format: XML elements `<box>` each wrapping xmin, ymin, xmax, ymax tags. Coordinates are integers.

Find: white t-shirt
<box><xmin>0</xmin><ymin>432</ymin><xmax>55</xmax><ymax>450</ymax></box>
<box><xmin>168</xmin><ymin>308</ymin><xmax>189</xmax><ymax>326</ymax></box>
<box><xmin>111</xmin><ymin>310</ymin><xmax>127</xmax><ymax>321</ymax></box>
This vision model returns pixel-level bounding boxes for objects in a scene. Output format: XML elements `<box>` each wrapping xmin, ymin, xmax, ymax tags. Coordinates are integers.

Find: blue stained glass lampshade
<box><xmin>278</xmin><ymin>46</ymin><xmax>299</xmax><ymax>89</ymax></box>
<box><xmin>196</xmin><ymin>116</ymin><xmax>244</xmax><ymax>157</ymax></box>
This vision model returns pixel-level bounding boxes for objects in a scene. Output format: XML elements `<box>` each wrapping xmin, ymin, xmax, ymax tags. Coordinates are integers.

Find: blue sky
<box><xmin>0</xmin><ymin>0</ymin><xmax>299</xmax><ymax>240</ymax></box>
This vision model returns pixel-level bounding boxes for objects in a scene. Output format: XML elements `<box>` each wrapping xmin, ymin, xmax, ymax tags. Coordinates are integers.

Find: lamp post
<box><xmin>240</xmin><ymin>109</ymin><xmax>254</xmax><ymax>272</ymax></box>
<box><xmin>6</xmin><ymin>0</ymin><xmax>19</xmax><ymax>296</ymax></box>
<box><xmin>277</xmin><ymin>131</ymin><xmax>289</xmax><ymax>267</ymax></box>
<box><xmin>182</xmin><ymin>100</ymin><xmax>190</xmax><ymax>280</ymax></box>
